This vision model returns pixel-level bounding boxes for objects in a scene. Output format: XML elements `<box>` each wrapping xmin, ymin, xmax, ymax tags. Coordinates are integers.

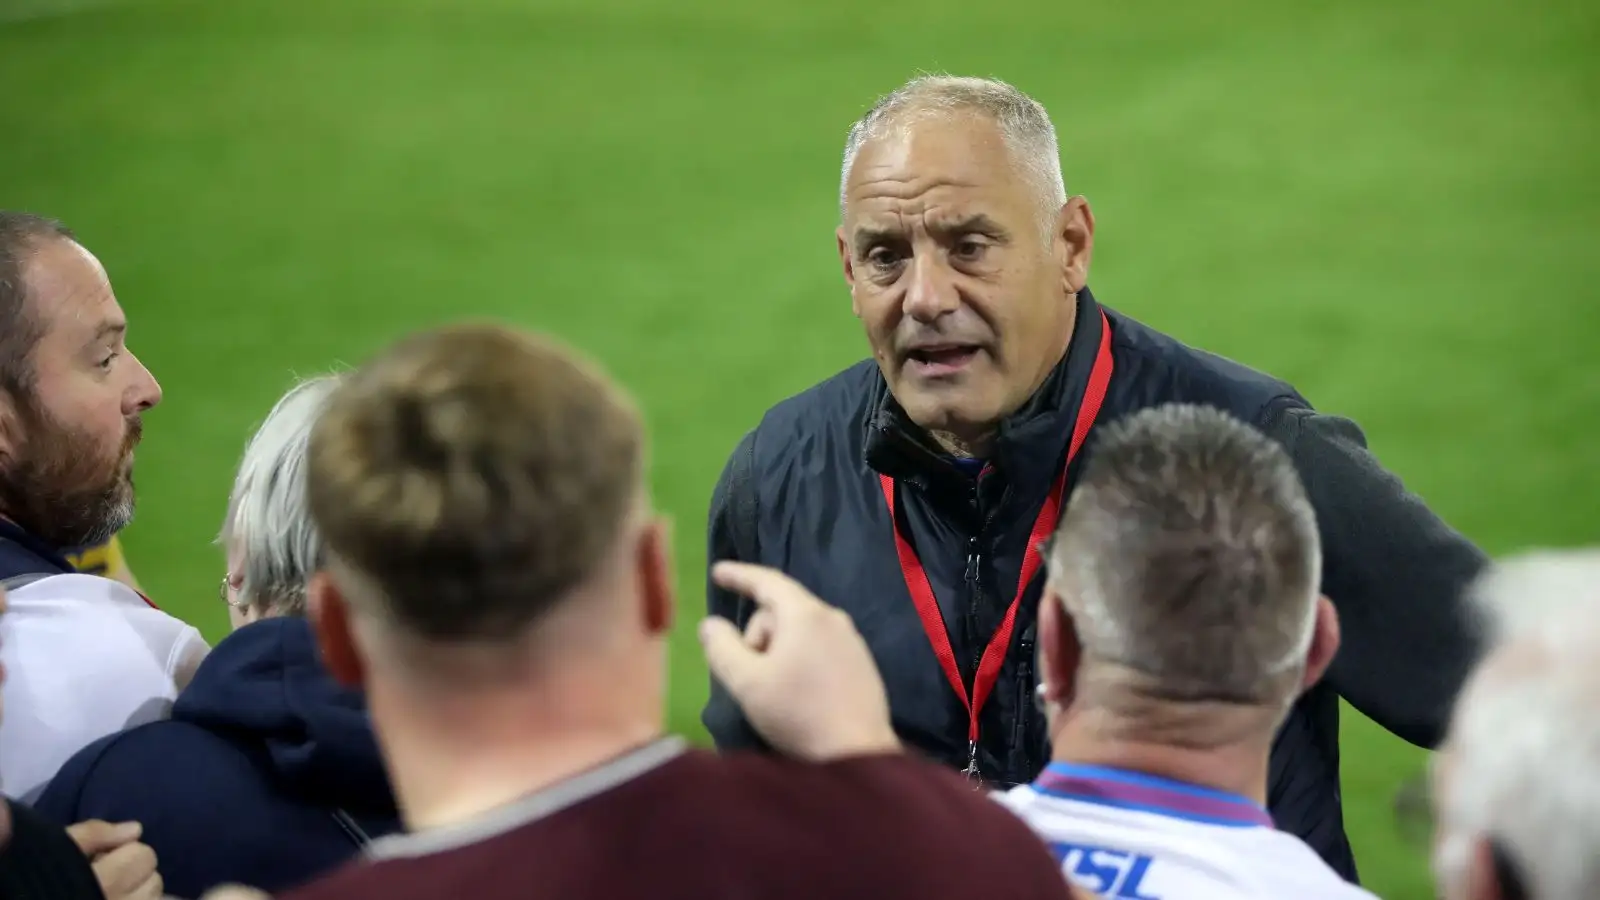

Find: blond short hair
<box><xmin>306</xmin><ymin>324</ymin><xmax>644</xmax><ymax>641</ymax></box>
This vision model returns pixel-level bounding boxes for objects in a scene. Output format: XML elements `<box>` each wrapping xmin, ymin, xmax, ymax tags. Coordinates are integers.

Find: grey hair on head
<box><xmin>218</xmin><ymin>374</ymin><xmax>342</xmax><ymax>617</ymax></box>
<box><xmin>839</xmin><ymin>74</ymin><xmax>1067</xmax><ymax>227</ymax></box>
<box><xmin>1049</xmin><ymin>403</ymin><xmax>1322</xmax><ymax>707</ymax></box>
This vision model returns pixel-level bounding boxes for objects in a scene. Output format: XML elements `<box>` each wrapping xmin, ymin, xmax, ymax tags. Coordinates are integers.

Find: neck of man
<box><xmin>928</xmin><ymin>428</ymin><xmax>996</xmax><ymax>459</ymax></box>
<box><xmin>1046</xmin><ymin>698</ymin><xmax>1277</xmax><ymax>806</ymax></box>
<box><xmin>369</xmin><ymin>645</ymin><xmax>665</xmax><ymax>833</ymax></box>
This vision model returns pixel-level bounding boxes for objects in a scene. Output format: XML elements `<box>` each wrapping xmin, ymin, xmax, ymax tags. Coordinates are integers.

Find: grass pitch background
<box><xmin>3</xmin><ymin>0</ymin><xmax>1595</xmax><ymax>896</ymax></box>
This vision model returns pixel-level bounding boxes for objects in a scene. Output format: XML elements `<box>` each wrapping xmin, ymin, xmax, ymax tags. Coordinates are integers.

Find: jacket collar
<box><xmin>0</xmin><ymin>517</ymin><xmax>75</xmax><ymax>578</ymax></box>
<box><xmin>865</xmin><ymin>287</ymin><xmax>1108</xmax><ymax>497</ymax></box>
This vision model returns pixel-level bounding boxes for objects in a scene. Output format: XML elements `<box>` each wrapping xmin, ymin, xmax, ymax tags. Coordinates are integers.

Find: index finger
<box><xmin>710</xmin><ymin>561</ymin><xmax>824</xmax><ymax>621</ymax></box>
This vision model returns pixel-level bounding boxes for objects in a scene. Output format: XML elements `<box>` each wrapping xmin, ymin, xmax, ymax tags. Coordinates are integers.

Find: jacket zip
<box><xmin>1011</xmin><ymin>621</ymin><xmax>1037</xmax><ymax>772</ymax></box>
<box><xmin>963</xmin><ymin>535</ymin><xmax>983</xmax><ymax>680</ymax></box>
<box><xmin>965</xmin><ymin>469</ymin><xmax>1002</xmax><ymax>682</ymax></box>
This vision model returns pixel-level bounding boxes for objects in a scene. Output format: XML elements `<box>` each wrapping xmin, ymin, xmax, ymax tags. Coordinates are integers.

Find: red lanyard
<box><xmin>878</xmin><ymin>310</ymin><xmax>1115</xmax><ymax>780</ymax></box>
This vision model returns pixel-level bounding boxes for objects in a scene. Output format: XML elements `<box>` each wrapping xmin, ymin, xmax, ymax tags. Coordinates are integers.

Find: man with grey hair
<box><xmin>35</xmin><ymin>374</ymin><xmax>401</xmax><ymax>900</ymax></box>
<box><xmin>705</xmin><ymin>73</ymin><xmax>1489</xmax><ymax>882</ymax></box>
<box><xmin>1429</xmin><ymin>549</ymin><xmax>1600</xmax><ymax>900</ymax></box>
<box><xmin>707</xmin><ymin>405</ymin><xmax>1375</xmax><ymax>898</ymax></box>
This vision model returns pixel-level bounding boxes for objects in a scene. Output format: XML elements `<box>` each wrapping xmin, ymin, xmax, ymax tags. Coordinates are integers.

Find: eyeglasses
<box><xmin>219</xmin><ymin>574</ymin><xmax>247</xmax><ymax>611</ymax></box>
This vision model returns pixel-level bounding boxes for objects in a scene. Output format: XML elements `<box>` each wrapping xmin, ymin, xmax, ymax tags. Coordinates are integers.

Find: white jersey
<box><xmin>994</xmin><ymin>763</ymin><xmax>1377</xmax><ymax>900</ymax></box>
<box><xmin>0</xmin><ymin>573</ymin><xmax>208</xmax><ymax>803</ymax></box>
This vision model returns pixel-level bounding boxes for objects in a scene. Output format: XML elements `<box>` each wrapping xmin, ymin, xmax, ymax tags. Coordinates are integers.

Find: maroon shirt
<box><xmin>285</xmin><ymin>738</ymin><xmax>1074</xmax><ymax>900</ymax></box>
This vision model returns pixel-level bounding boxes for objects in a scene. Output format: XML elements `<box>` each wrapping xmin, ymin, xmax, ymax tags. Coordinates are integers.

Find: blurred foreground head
<box><xmin>1431</xmin><ymin>549</ymin><xmax>1600</xmax><ymax>900</ymax></box>
<box><xmin>303</xmin><ymin>323</ymin><xmax>672</xmax><ymax>726</ymax></box>
<box><xmin>1037</xmin><ymin>404</ymin><xmax>1340</xmax><ymax>748</ymax></box>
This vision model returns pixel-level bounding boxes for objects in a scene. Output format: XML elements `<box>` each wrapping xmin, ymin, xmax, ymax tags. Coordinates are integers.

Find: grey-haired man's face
<box><xmin>836</xmin><ymin>113</ymin><xmax>1090</xmax><ymax>446</ymax></box>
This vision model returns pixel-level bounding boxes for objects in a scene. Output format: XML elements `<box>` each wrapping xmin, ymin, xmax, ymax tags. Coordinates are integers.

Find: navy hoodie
<box><xmin>33</xmin><ymin>617</ymin><xmax>402</xmax><ymax>899</ymax></box>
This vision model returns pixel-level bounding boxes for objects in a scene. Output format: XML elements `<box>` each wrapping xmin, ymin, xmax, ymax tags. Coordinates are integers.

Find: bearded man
<box><xmin>0</xmin><ymin>211</ymin><xmax>207</xmax><ymax>803</ymax></box>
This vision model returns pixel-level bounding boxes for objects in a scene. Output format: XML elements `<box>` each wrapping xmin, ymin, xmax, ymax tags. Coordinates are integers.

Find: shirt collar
<box><xmin>1031</xmin><ymin>761</ymin><xmax>1274</xmax><ymax>828</ymax></box>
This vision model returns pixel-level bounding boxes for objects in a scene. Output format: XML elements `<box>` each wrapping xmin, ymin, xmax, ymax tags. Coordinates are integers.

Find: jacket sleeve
<box><xmin>1262</xmin><ymin>401</ymin><xmax>1491</xmax><ymax>749</ymax></box>
<box><xmin>699</xmin><ymin>427</ymin><xmax>774</xmax><ymax>753</ymax></box>
<box><xmin>29</xmin><ymin>735</ymin><xmax>110</xmax><ymax>826</ymax></box>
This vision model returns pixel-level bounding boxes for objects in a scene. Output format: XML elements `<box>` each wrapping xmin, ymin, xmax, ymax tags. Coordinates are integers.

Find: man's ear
<box><xmin>1056</xmin><ymin>196</ymin><xmax>1095</xmax><ymax>296</ymax></box>
<box><xmin>638</xmin><ymin>516</ymin><xmax>675</xmax><ymax>637</ymax></box>
<box><xmin>309</xmin><ymin>570</ymin><xmax>366</xmax><ymax>688</ymax></box>
<box><xmin>837</xmin><ymin>227</ymin><xmax>862</xmax><ymax>318</ymax></box>
<box><xmin>1037</xmin><ymin>587</ymin><xmax>1082</xmax><ymax>709</ymax></box>
<box><xmin>1301</xmin><ymin>596</ymin><xmax>1342</xmax><ymax>691</ymax></box>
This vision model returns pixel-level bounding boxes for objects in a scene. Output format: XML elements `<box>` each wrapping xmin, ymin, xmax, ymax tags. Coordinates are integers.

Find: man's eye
<box><xmin>953</xmin><ymin>238</ymin><xmax>989</xmax><ymax>261</ymax></box>
<box><xmin>97</xmin><ymin>352</ymin><xmax>118</xmax><ymax>370</ymax></box>
<box><xmin>866</xmin><ymin>247</ymin><xmax>904</xmax><ymax>270</ymax></box>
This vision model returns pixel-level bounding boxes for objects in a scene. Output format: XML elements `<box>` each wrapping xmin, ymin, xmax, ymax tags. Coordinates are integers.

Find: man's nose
<box><xmin>125</xmin><ymin>352</ymin><xmax>163</xmax><ymax>414</ymax></box>
<box><xmin>902</xmin><ymin>254</ymin><xmax>961</xmax><ymax>323</ymax></box>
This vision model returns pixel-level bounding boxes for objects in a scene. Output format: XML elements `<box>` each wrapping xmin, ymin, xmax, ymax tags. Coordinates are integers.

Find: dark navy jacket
<box><xmin>702</xmin><ymin>289</ymin><xmax>1489</xmax><ymax>882</ymax></box>
<box><xmin>34</xmin><ymin>617</ymin><xmax>400</xmax><ymax>899</ymax></box>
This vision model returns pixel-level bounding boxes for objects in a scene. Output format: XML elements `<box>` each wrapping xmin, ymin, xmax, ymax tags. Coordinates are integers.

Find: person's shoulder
<box><xmin>718</xmin><ymin>359</ymin><xmax>879</xmax><ymax>490</ymax></box>
<box><xmin>700</xmin><ymin>752</ymin><xmax>1059</xmax><ymax>857</ymax></box>
<box><xmin>1105</xmin><ymin>306</ymin><xmax>1305</xmax><ymax>417</ymax></box>
<box><xmin>752</xmin><ymin>359</ymin><xmax>879</xmax><ymax>440</ymax></box>
<box><xmin>276</xmin><ymin>857</ymin><xmax>374</xmax><ymax>900</ymax></box>
<box><xmin>35</xmin><ymin>717</ymin><xmax>241</xmax><ymax>820</ymax></box>
<box><xmin>1244</xmin><ymin>828</ymin><xmax>1379</xmax><ymax>899</ymax></box>
<box><xmin>9</xmin><ymin>572</ymin><xmax>145</xmax><ymax>610</ymax></box>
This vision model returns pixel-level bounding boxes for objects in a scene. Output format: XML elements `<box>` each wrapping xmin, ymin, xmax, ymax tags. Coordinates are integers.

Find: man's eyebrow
<box><xmin>91</xmin><ymin>321</ymin><xmax>127</xmax><ymax>344</ymax></box>
<box><xmin>852</xmin><ymin>225</ymin><xmax>902</xmax><ymax>256</ymax></box>
<box><xmin>930</xmin><ymin>214</ymin><xmax>1012</xmax><ymax>242</ymax></box>
<box><xmin>852</xmin><ymin>215</ymin><xmax>1013</xmax><ymax>254</ymax></box>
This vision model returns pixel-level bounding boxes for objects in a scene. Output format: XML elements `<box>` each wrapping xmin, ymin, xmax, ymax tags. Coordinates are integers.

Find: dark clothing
<box><xmin>34</xmin><ymin>618</ymin><xmax>400</xmax><ymax>899</ymax></box>
<box><xmin>283</xmin><ymin>739</ymin><xmax>1074</xmax><ymax>900</ymax></box>
<box><xmin>702</xmin><ymin>288</ymin><xmax>1489</xmax><ymax>882</ymax></box>
<box><xmin>0</xmin><ymin>797</ymin><xmax>105</xmax><ymax>900</ymax></box>
<box><xmin>0</xmin><ymin>518</ymin><xmax>74</xmax><ymax>583</ymax></box>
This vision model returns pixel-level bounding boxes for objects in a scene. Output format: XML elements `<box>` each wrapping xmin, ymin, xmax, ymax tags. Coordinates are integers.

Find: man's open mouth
<box><xmin>906</xmin><ymin>345</ymin><xmax>980</xmax><ymax>375</ymax></box>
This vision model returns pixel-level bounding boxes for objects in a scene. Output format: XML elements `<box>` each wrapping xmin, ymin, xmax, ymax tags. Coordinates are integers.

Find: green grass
<box><xmin>3</xmin><ymin>0</ymin><xmax>1596</xmax><ymax>896</ymax></box>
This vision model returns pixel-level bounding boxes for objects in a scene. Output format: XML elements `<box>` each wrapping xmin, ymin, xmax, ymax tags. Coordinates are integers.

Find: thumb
<box><xmin>699</xmin><ymin>617</ymin><xmax>762</xmax><ymax>699</ymax></box>
<box><xmin>66</xmin><ymin>819</ymin><xmax>142</xmax><ymax>855</ymax></box>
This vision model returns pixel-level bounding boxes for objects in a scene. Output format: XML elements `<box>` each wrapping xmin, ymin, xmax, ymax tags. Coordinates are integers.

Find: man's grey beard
<box><xmin>71</xmin><ymin>486</ymin><xmax>135</xmax><ymax>548</ymax></box>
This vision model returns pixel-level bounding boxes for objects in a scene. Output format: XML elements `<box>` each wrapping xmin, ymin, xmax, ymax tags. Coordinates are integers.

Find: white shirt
<box><xmin>0</xmin><ymin>573</ymin><xmax>207</xmax><ymax>803</ymax></box>
<box><xmin>994</xmin><ymin>763</ymin><xmax>1377</xmax><ymax>900</ymax></box>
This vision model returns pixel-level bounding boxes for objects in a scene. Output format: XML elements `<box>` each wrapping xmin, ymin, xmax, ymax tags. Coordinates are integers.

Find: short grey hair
<box><xmin>219</xmin><ymin>375</ymin><xmax>341</xmax><ymax>617</ymax></box>
<box><xmin>1433</xmin><ymin>549</ymin><xmax>1600</xmax><ymax>900</ymax></box>
<box><xmin>1049</xmin><ymin>404</ymin><xmax>1322</xmax><ymax>706</ymax></box>
<box><xmin>839</xmin><ymin>75</ymin><xmax>1067</xmax><ymax>223</ymax></box>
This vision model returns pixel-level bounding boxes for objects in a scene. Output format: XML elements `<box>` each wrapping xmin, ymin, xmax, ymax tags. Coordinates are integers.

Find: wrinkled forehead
<box><xmin>21</xmin><ymin>238</ymin><xmax>120</xmax><ymax>335</ymax></box>
<box><xmin>842</xmin><ymin>115</ymin><xmax>1036</xmax><ymax>229</ymax></box>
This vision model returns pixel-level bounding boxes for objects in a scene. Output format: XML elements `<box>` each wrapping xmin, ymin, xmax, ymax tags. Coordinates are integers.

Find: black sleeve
<box><xmin>0</xmin><ymin>798</ymin><xmax>107</xmax><ymax>900</ymax></box>
<box><xmin>1262</xmin><ymin>401</ymin><xmax>1491</xmax><ymax>749</ymax></box>
<box><xmin>699</xmin><ymin>428</ymin><xmax>773</xmax><ymax>753</ymax></box>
